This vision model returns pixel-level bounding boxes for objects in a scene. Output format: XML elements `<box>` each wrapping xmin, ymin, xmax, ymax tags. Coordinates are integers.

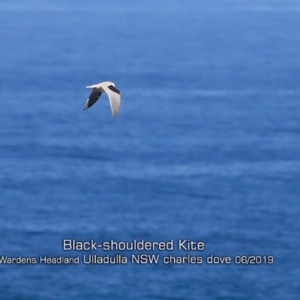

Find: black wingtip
<box><xmin>108</xmin><ymin>85</ymin><xmax>121</xmax><ymax>95</ymax></box>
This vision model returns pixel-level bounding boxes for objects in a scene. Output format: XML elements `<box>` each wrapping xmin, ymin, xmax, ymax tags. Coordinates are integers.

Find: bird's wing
<box><xmin>86</xmin><ymin>84</ymin><xmax>101</xmax><ymax>88</ymax></box>
<box><xmin>102</xmin><ymin>85</ymin><xmax>121</xmax><ymax>117</ymax></box>
<box><xmin>83</xmin><ymin>88</ymin><xmax>102</xmax><ymax>111</ymax></box>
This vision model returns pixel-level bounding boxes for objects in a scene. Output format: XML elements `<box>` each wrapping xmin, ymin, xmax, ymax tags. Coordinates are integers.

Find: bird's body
<box><xmin>83</xmin><ymin>81</ymin><xmax>121</xmax><ymax>117</ymax></box>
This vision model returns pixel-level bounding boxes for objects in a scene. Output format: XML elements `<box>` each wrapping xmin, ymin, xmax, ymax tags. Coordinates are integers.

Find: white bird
<box><xmin>83</xmin><ymin>81</ymin><xmax>121</xmax><ymax>117</ymax></box>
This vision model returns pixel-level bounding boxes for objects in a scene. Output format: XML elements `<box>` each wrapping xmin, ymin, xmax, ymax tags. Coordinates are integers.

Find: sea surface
<box><xmin>0</xmin><ymin>0</ymin><xmax>300</xmax><ymax>299</ymax></box>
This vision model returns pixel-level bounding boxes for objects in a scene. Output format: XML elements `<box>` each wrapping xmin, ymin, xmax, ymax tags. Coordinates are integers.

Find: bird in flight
<box><xmin>83</xmin><ymin>81</ymin><xmax>121</xmax><ymax>117</ymax></box>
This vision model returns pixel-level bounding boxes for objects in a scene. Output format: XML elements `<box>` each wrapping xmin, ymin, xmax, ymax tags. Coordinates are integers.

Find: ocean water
<box><xmin>0</xmin><ymin>0</ymin><xmax>300</xmax><ymax>299</ymax></box>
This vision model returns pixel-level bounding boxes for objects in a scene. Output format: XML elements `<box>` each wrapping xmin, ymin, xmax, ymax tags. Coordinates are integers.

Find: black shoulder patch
<box><xmin>108</xmin><ymin>85</ymin><xmax>120</xmax><ymax>94</ymax></box>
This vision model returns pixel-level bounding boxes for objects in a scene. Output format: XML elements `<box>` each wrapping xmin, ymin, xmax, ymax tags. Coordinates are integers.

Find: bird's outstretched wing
<box><xmin>83</xmin><ymin>88</ymin><xmax>102</xmax><ymax>111</ymax></box>
<box><xmin>102</xmin><ymin>85</ymin><xmax>121</xmax><ymax>117</ymax></box>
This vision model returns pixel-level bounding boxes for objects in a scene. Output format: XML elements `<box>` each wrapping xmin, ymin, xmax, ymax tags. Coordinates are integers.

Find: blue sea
<box><xmin>0</xmin><ymin>0</ymin><xmax>299</xmax><ymax>299</ymax></box>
